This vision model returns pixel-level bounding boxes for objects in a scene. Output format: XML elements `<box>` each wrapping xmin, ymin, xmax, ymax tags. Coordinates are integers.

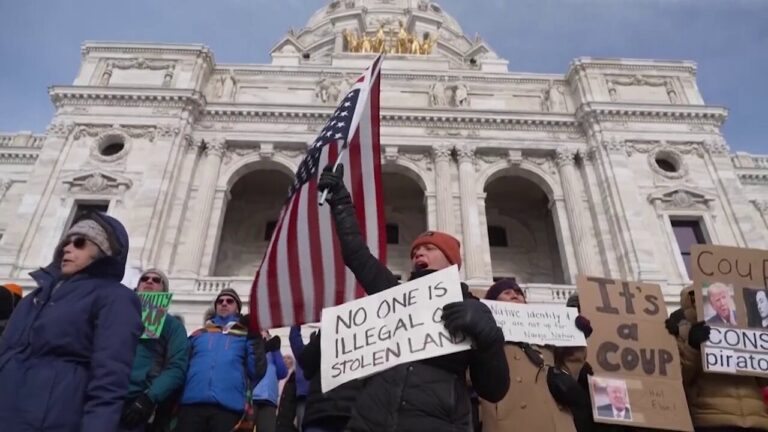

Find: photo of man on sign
<box><xmin>592</xmin><ymin>378</ymin><xmax>632</xmax><ymax>421</ymax></box>
<box><xmin>704</xmin><ymin>282</ymin><xmax>737</xmax><ymax>326</ymax></box>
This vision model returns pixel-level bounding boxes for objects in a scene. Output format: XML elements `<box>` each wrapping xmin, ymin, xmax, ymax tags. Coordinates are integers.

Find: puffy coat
<box><xmin>481</xmin><ymin>344</ymin><xmax>577</xmax><ymax>432</ymax></box>
<box><xmin>181</xmin><ymin>314</ymin><xmax>266</xmax><ymax>413</ymax></box>
<box><xmin>252</xmin><ymin>350</ymin><xmax>289</xmax><ymax>406</ymax></box>
<box><xmin>126</xmin><ymin>314</ymin><xmax>189</xmax><ymax>404</ymax></box>
<box><xmin>297</xmin><ymin>330</ymin><xmax>364</xmax><ymax>430</ymax></box>
<box><xmin>677</xmin><ymin>286</ymin><xmax>768</xmax><ymax>430</ymax></box>
<box><xmin>328</xmin><ymin>189</ymin><xmax>509</xmax><ymax>432</ymax></box>
<box><xmin>0</xmin><ymin>212</ymin><xmax>142</xmax><ymax>432</ymax></box>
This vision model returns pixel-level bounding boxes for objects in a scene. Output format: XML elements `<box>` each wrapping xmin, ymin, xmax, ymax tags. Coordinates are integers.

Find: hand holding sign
<box><xmin>442</xmin><ymin>300</ymin><xmax>502</xmax><ymax>350</ymax></box>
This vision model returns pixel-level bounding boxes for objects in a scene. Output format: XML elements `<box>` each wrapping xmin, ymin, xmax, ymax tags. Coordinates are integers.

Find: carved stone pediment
<box><xmin>648</xmin><ymin>186</ymin><xmax>716</xmax><ymax>211</ymax></box>
<box><xmin>61</xmin><ymin>170</ymin><xmax>133</xmax><ymax>195</ymax></box>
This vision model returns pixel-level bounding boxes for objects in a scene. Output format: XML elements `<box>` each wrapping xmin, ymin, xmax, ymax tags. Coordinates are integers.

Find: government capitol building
<box><xmin>0</xmin><ymin>0</ymin><xmax>766</xmax><ymax>331</ymax></box>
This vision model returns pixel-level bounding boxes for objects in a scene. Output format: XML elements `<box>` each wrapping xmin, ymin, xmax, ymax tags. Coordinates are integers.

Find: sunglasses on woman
<box><xmin>62</xmin><ymin>236</ymin><xmax>88</xmax><ymax>250</ymax></box>
<box><xmin>216</xmin><ymin>297</ymin><xmax>236</xmax><ymax>305</ymax></box>
<box><xmin>140</xmin><ymin>276</ymin><xmax>163</xmax><ymax>284</ymax></box>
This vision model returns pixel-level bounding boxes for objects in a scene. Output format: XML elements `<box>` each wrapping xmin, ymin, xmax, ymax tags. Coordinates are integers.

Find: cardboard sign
<box><xmin>481</xmin><ymin>300</ymin><xmax>586</xmax><ymax>346</ymax></box>
<box><xmin>320</xmin><ymin>265</ymin><xmax>471</xmax><ymax>392</ymax></box>
<box><xmin>578</xmin><ymin>275</ymin><xmax>693</xmax><ymax>431</ymax></box>
<box><xmin>690</xmin><ymin>245</ymin><xmax>768</xmax><ymax>377</ymax></box>
<box><xmin>139</xmin><ymin>292</ymin><xmax>173</xmax><ymax>339</ymax></box>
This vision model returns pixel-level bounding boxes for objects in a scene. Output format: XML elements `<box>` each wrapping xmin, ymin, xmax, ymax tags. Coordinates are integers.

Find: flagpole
<box><xmin>318</xmin><ymin>139</ymin><xmax>347</xmax><ymax>207</ymax></box>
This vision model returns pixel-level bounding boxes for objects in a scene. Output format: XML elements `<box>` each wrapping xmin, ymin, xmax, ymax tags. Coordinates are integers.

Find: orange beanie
<box><xmin>410</xmin><ymin>231</ymin><xmax>462</xmax><ymax>269</ymax></box>
<box><xmin>2</xmin><ymin>283</ymin><xmax>22</xmax><ymax>298</ymax></box>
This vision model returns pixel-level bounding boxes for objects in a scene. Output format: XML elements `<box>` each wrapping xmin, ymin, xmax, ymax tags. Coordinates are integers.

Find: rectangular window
<box><xmin>62</xmin><ymin>201</ymin><xmax>110</xmax><ymax>240</ymax></box>
<box><xmin>671</xmin><ymin>219</ymin><xmax>707</xmax><ymax>278</ymax></box>
<box><xmin>386</xmin><ymin>223</ymin><xmax>399</xmax><ymax>245</ymax></box>
<box><xmin>264</xmin><ymin>220</ymin><xmax>278</xmax><ymax>241</ymax></box>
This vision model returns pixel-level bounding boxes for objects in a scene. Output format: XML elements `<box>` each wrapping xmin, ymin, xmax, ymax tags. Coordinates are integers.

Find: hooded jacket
<box><xmin>327</xmin><ymin>189</ymin><xmax>509</xmax><ymax>432</ymax></box>
<box><xmin>181</xmin><ymin>314</ymin><xmax>266</xmax><ymax>413</ymax></box>
<box><xmin>677</xmin><ymin>286</ymin><xmax>768</xmax><ymax>430</ymax></box>
<box><xmin>0</xmin><ymin>212</ymin><xmax>142</xmax><ymax>432</ymax></box>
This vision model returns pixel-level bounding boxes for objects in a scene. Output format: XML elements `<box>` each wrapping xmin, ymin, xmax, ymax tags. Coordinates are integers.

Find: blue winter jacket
<box><xmin>0</xmin><ymin>213</ymin><xmax>142</xmax><ymax>432</ymax></box>
<box><xmin>181</xmin><ymin>314</ymin><xmax>262</xmax><ymax>413</ymax></box>
<box><xmin>289</xmin><ymin>325</ymin><xmax>310</xmax><ymax>397</ymax></box>
<box><xmin>252</xmin><ymin>350</ymin><xmax>289</xmax><ymax>406</ymax></box>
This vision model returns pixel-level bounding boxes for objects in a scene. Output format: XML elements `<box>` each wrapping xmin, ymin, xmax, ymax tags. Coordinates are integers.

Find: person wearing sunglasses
<box><xmin>0</xmin><ymin>212</ymin><xmax>142</xmax><ymax>432</ymax></box>
<box><xmin>120</xmin><ymin>269</ymin><xmax>189</xmax><ymax>432</ymax></box>
<box><xmin>178</xmin><ymin>288</ymin><xmax>267</xmax><ymax>432</ymax></box>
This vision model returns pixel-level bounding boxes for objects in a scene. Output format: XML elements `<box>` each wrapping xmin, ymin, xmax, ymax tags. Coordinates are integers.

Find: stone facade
<box><xmin>1</xmin><ymin>0</ymin><xmax>767</xmax><ymax>331</ymax></box>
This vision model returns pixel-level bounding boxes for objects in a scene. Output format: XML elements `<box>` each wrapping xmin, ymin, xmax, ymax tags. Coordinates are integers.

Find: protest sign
<box><xmin>320</xmin><ymin>265</ymin><xmax>471</xmax><ymax>392</ymax></box>
<box><xmin>139</xmin><ymin>292</ymin><xmax>173</xmax><ymax>339</ymax></box>
<box><xmin>481</xmin><ymin>300</ymin><xmax>586</xmax><ymax>346</ymax></box>
<box><xmin>691</xmin><ymin>245</ymin><xmax>768</xmax><ymax>377</ymax></box>
<box><xmin>578</xmin><ymin>275</ymin><xmax>693</xmax><ymax>431</ymax></box>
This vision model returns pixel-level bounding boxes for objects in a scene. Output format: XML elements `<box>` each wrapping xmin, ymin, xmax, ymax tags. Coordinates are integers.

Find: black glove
<box><xmin>574</xmin><ymin>315</ymin><xmax>592</xmax><ymax>338</ymax></box>
<box><xmin>442</xmin><ymin>300</ymin><xmax>503</xmax><ymax>350</ymax></box>
<box><xmin>265</xmin><ymin>335</ymin><xmax>282</xmax><ymax>352</ymax></box>
<box><xmin>318</xmin><ymin>164</ymin><xmax>348</xmax><ymax>203</ymax></box>
<box><xmin>665</xmin><ymin>309</ymin><xmax>684</xmax><ymax>336</ymax></box>
<box><xmin>547</xmin><ymin>367</ymin><xmax>590</xmax><ymax>409</ymax></box>
<box><xmin>408</xmin><ymin>268</ymin><xmax>437</xmax><ymax>281</ymax></box>
<box><xmin>120</xmin><ymin>393</ymin><xmax>155</xmax><ymax>428</ymax></box>
<box><xmin>577</xmin><ymin>362</ymin><xmax>593</xmax><ymax>390</ymax></box>
<box><xmin>688</xmin><ymin>321</ymin><xmax>711</xmax><ymax>349</ymax></box>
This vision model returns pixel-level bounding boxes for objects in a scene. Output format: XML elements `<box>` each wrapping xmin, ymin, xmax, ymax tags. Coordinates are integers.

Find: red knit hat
<box><xmin>2</xmin><ymin>283</ymin><xmax>22</xmax><ymax>298</ymax></box>
<box><xmin>410</xmin><ymin>231</ymin><xmax>462</xmax><ymax>269</ymax></box>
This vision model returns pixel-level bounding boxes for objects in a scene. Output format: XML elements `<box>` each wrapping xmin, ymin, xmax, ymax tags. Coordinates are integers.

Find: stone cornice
<box><xmin>0</xmin><ymin>151</ymin><xmax>39</xmax><ymax>165</ymax></box>
<box><xmin>576</xmin><ymin>102</ymin><xmax>727</xmax><ymax>126</ymax></box>
<box><xmin>81</xmin><ymin>42</ymin><xmax>214</xmax><ymax>63</ymax></box>
<box><xmin>212</xmin><ymin>66</ymin><xmax>564</xmax><ymax>85</ymax></box>
<box><xmin>49</xmin><ymin>86</ymin><xmax>205</xmax><ymax>113</ymax></box>
<box><xmin>737</xmin><ymin>172</ymin><xmax>768</xmax><ymax>185</ymax></box>
<box><xmin>567</xmin><ymin>58</ymin><xmax>697</xmax><ymax>78</ymax></box>
<box><xmin>202</xmin><ymin>105</ymin><xmax>581</xmax><ymax>132</ymax></box>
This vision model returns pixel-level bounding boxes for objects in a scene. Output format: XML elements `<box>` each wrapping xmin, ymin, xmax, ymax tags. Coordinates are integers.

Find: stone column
<box><xmin>178</xmin><ymin>138</ymin><xmax>225</xmax><ymax>275</ymax></box>
<box><xmin>457</xmin><ymin>144</ymin><xmax>485</xmax><ymax>281</ymax></box>
<box><xmin>161</xmin><ymin>136</ymin><xmax>203</xmax><ymax>272</ymax></box>
<box><xmin>556</xmin><ymin>148</ymin><xmax>596</xmax><ymax>275</ymax></box>
<box><xmin>432</xmin><ymin>144</ymin><xmax>455</xmax><ymax>234</ymax></box>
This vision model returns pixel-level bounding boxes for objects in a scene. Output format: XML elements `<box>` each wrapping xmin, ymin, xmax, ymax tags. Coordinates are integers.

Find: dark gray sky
<box><xmin>0</xmin><ymin>0</ymin><xmax>765</xmax><ymax>153</ymax></box>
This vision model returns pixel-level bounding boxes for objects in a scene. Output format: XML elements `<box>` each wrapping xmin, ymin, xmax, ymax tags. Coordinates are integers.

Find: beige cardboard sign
<box><xmin>690</xmin><ymin>245</ymin><xmax>768</xmax><ymax>377</ymax></box>
<box><xmin>578</xmin><ymin>275</ymin><xmax>693</xmax><ymax>431</ymax></box>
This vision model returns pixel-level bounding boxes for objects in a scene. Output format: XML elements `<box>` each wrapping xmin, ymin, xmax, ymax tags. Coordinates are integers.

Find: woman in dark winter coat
<box><xmin>318</xmin><ymin>164</ymin><xmax>510</xmax><ymax>432</ymax></box>
<box><xmin>0</xmin><ymin>212</ymin><xmax>143</xmax><ymax>432</ymax></box>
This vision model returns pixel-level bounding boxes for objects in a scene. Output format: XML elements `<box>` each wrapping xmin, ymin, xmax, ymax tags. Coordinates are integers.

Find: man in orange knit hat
<box><xmin>0</xmin><ymin>284</ymin><xmax>22</xmax><ymax>336</ymax></box>
<box><xmin>318</xmin><ymin>164</ymin><xmax>509</xmax><ymax>432</ymax></box>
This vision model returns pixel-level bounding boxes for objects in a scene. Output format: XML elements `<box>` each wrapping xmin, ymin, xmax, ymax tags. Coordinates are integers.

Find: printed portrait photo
<box><xmin>591</xmin><ymin>377</ymin><xmax>633</xmax><ymax>422</ymax></box>
<box><xmin>703</xmin><ymin>282</ymin><xmax>737</xmax><ymax>327</ymax></box>
<box><xmin>744</xmin><ymin>288</ymin><xmax>768</xmax><ymax>329</ymax></box>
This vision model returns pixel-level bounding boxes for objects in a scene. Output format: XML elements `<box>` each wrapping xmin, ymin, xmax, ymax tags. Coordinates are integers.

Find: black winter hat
<box><xmin>215</xmin><ymin>288</ymin><xmax>242</xmax><ymax>311</ymax></box>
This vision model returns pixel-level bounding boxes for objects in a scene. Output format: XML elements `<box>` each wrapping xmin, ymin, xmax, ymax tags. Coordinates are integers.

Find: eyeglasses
<box><xmin>217</xmin><ymin>297</ymin><xmax>236</xmax><ymax>305</ymax></box>
<box><xmin>140</xmin><ymin>276</ymin><xmax>162</xmax><ymax>284</ymax></box>
<box><xmin>62</xmin><ymin>236</ymin><xmax>87</xmax><ymax>250</ymax></box>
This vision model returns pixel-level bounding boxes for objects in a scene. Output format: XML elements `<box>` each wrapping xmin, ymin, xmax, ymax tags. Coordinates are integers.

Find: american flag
<box><xmin>250</xmin><ymin>55</ymin><xmax>385</xmax><ymax>330</ymax></box>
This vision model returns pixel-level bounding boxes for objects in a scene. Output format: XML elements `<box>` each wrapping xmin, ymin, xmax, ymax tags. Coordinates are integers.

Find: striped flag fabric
<box><xmin>250</xmin><ymin>55</ymin><xmax>385</xmax><ymax>330</ymax></box>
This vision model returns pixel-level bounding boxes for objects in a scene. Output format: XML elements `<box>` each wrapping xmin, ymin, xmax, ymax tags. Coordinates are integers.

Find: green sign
<box><xmin>139</xmin><ymin>292</ymin><xmax>173</xmax><ymax>339</ymax></box>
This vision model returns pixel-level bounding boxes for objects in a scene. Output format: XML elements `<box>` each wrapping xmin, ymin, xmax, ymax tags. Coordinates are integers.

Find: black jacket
<box><xmin>298</xmin><ymin>331</ymin><xmax>363</xmax><ymax>430</ymax></box>
<box><xmin>328</xmin><ymin>189</ymin><xmax>509</xmax><ymax>432</ymax></box>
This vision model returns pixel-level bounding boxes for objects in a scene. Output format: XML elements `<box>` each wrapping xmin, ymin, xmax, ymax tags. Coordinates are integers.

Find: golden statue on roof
<box><xmin>342</xmin><ymin>21</ymin><xmax>438</xmax><ymax>55</ymax></box>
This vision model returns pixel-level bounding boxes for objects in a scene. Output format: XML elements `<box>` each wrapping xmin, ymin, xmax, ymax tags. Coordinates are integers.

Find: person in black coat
<box><xmin>318</xmin><ymin>164</ymin><xmax>509</xmax><ymax>432</ymax></box>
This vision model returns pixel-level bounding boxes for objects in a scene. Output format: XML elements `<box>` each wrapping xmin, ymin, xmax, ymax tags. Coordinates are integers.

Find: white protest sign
<box><xmin>320</xmin><ymin>265</ymin><xmax>471</xmax><ymax>392</ymax></box>
<box><xmin>481</xmin><ymin>300</ymin><xmax>586</xmax><ymax>347</ymax></box>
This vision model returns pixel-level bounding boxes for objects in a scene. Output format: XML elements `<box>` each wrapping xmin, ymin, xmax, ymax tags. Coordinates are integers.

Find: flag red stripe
<box><xmin>369</xmin><ymin>73</ymin><xmax>387</xmax><ymax>266</ymax></box>
<box><xmin>286</xmin><ymin>187</ymin><xmax>305</xmax><ymax>324</ymax></box>
<box><xmin>327</xmin><ymin>144</ymin><xmax>346</xmax><ymax>306</ymax></box>
<box><xmin>348</xmin><ymin>128</ymin><xmax>368</xmax><ymax>299</ymax></box>
<box><xmin>265</xmin><ymin>205</ymin><xmax>289</xmax><ymax>327</ymax></box>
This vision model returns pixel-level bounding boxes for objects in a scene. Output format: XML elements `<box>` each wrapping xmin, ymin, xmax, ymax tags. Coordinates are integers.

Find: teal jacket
<box><xmin>127</xmin><ymin>314</ymin><xmax>189</xmax><ymax>403</ymax></box>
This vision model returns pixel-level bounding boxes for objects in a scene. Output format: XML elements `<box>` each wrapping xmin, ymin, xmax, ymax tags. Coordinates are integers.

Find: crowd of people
<box><xmin>0</xmin><ymin>165</ymin><xmax>766</xmax><ymax>432</ymax></box>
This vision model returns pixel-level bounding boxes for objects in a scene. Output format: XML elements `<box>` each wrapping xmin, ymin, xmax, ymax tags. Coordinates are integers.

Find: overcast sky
<box><xmin>0</xmin><ymin>0</ymin><xmax>765</xmax><ymax>153</ymax></box>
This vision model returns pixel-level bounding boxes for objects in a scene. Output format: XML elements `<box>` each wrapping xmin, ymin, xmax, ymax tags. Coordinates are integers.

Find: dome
<box><xmin>271</xmin><ymin>0</ymin><xmax>504</xmax><ymax>69</ymax></box>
